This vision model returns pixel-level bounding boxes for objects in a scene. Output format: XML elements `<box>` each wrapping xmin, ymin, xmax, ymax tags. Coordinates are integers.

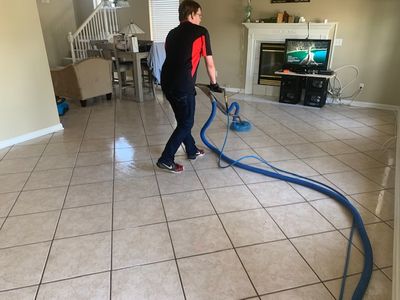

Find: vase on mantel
<box><xmin>244</xmin><ymin>0</ymin><xmax>252</xmax><ymax>23</ymax></box>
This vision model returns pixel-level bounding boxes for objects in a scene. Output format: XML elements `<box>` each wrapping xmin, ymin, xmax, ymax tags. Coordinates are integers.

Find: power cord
<box><xmin>328</xmin><ymin>65</ymin><xmax>362</xmax><ymax>105</ymax></box>
<box><xmin>327</xmin><ymin>66</ymin><xmax>397</xmax><ymax>151</ymax></box>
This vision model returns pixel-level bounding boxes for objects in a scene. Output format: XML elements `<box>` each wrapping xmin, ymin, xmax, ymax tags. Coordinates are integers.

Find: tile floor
<box><xmin>0</xmin><ymin>89</ymin><xmax>396</xmax><ymax>299</ymax></box>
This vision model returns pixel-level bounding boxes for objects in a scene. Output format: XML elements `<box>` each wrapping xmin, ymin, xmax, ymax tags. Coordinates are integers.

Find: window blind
<box><xmin>149</xmin><ymin>0</ymin><xmax>179</xmax><ymax>42</ymax></box>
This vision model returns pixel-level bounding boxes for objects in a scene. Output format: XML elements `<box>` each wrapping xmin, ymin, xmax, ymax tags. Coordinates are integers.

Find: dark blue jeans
<box><xmin>158</xmin><ymin>91</ymin><xmax>198</xmax><ymax>165</ymax></box>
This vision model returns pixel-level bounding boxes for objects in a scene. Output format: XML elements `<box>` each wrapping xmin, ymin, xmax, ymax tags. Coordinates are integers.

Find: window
<box><xmin>149</xmin><ymin>0</ymin><xmax>179</xmax><ymax>42</ymax></box>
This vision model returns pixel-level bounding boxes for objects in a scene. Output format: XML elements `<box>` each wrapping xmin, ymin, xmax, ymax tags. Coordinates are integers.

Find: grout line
<box><xmin>149</xmin><ymin>100</ymin><xmax>188</xmax><ymax>300</ymax></box>
<box><xmin>0</xmin><ymin>178</ymin><xmax>114</xmax><ymax>196</ymax></box>
<box><xmin>0</xmin><ymin>146</ymin><xmax>13</xmax><ymax>161</ymax></box>
<box><xmin>222</xmin><ymin>139</ymin><xmax>338</xmax><ymax>298</ymax></box>
<box><xmin>246</xmin><ymin>184</ymin><xmax>329</xmax><ymax>285</ymax></box>
<box><xmin>0</xmin><ymin>283</ymin><xmax>39</xmax><ymax>295</ymax></box>
<box><xmin>38</xmin><ymin>270</ymin><xmax>111</xmax><ymax>288</ymax></box>
<box><xmin>373</xmin><ymin>261</ymin><xmax>394</xmax><ymax>280</ymax></box>
<box><xmin>6</xmin><ymin>216</ymin><xmax>385</xmax><ymax>253</ymax></box>
<box><xmin>191</xmin><ymin>163</ymin><xmax>261</xmax><ymax>298</ymax></box>
<box><xmin>2</xmin><ymin>215</ymin><xmax>392</xmax><ymax>254</ymax></box>
<box><xmin>33</xmin><ymin>106</ymin><xmax>92</xmax><ymax>300</ymax></box>
<box><xmin>0</xmin><ymin>137</ymin><xmax>56</xmax><ymax>232</ymax></box>
<box><xmin>109</xmin><ymin>91</ymin><xmax>118</xmax><ymax>300</ymax></box>
<box><xmin>7</xmin><ymin>201</ymin><xmax>110</xmax><ymax>219</ymax></box>
<box><xmin>379</xmin><ymin>266</ymin><xmax>393</xmax><ymax>282</ymax></box>
<box><xmin>257</xmin><ymin>282</ymin><xmax>332</xmax><ymax>298</ymax></box>
<box><xmin>0</xmin><ymin>93</ymin><xmax>396</xmax><ymax>298</ymax></box>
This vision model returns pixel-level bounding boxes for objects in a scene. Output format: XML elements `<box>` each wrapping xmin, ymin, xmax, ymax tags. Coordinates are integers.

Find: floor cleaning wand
<box><xmin>197</xmin><ymin>84</ymin><xmax>252</xmax><ymax>132</ymax></box>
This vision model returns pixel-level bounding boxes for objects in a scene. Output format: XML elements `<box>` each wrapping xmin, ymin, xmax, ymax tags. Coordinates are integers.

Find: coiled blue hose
<box><xmin>200</xmin><ymin>99</ymin><xmax>373</xmax><ymax>300</ymax></box>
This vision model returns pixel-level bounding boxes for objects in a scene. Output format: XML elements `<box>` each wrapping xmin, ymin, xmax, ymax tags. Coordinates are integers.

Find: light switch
<box><xmin>334</xmin><ymin>38</ymin><xmax>343</xmax><ymax>46</ymax></box>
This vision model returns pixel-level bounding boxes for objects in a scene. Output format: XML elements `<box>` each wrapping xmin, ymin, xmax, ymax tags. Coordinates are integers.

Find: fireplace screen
<box><xmin>258</xmin><ymin>43</ymin><xmax>285</xmax><ymax>86</ymax></box>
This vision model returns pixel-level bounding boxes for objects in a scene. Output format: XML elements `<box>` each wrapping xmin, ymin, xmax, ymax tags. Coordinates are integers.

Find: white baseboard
<box><xmin>229</xmin><ymin>89</ymin><xmax>400</xmax><ymax>111</ymax></box>
<box><xmin>0</xmin><ymin>123</ymin><xmax>64</xmax><ymax>150</ymax></box>
<box><xmin>326</xmin><ymin>97</ymin><xmax>400</xmax><ymax>111</ymax></box>
<box><xmin>224</xmin><ymin>87</ymin><xmax>245</xmax><ymax>94</ymax></box>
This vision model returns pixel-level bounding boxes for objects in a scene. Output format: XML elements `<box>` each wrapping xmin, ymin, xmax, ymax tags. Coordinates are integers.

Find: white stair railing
<box><xmin>68</xmin><ymin>1</ymin><xmax>120</xmax><ymax>63</ymax></box>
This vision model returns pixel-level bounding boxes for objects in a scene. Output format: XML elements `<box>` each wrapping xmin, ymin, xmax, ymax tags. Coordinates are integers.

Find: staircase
<box><xmin>68</xmin><ymin>1</ymin><xmax>121</xmax><ymax>63</ymax></box>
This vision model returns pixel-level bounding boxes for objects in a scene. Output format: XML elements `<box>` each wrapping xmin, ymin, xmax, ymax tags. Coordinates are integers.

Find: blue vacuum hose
<box><xmin>205</xmin><ymin>89</ymin><xmax>252</xmax><ymax>132</ymax></box>
<box><xmin>226</xmin><ymin>100</ymin><xmax>252</xmax><ymax>132</ymax></box>
<box><xmin>200</xmin><ymin>99</ymin><xmax>373</xmax><ymax>300</ymax></box>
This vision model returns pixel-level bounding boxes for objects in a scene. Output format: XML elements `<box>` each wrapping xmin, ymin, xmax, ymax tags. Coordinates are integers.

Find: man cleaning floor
<box><xmin>157</xmin><ymin>0</ymin><xmax>222</xmax><ymax>174</ymax></box>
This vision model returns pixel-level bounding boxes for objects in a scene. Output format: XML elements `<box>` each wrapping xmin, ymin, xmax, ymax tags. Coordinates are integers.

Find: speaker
<box><xmin>308</xmin><ymin>77</ymin><xmax>328</xmax><ymax>91</ymax></box>
<box><xmin>304</xmin><ymin>78</ymin><xmax>328</xmax><ymax>107</ymax></box>
<box><xmin>279</xmin><ymin>76</ymin><xmax>301</xmax><ymax>104</ymax></box>
<box><xmin>304</xmin><ymin>93</ymin><xmax>326</xmax><ymax>107</ymax></box>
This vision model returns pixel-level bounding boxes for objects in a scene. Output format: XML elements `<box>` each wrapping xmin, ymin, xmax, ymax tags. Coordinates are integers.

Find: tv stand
<box><xmin>275</xmin><ymin>71</ymin><xmax>334</xmax><ymax>107</ymax></box>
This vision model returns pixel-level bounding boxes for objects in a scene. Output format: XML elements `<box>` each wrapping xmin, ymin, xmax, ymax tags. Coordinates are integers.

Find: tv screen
<box><xmin>284</xmin><ymin>39</ymin><xmax>331</xmax><ymax>71</ymax></box>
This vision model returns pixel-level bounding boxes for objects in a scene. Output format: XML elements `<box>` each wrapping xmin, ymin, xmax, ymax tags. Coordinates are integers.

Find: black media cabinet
<box><xmin>275</xmin><ymin>71</ymin><xmax>334</xmax><ymax>108</ymax></box>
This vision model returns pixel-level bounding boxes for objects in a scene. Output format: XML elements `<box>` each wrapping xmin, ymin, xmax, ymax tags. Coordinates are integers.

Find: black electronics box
<box><xmin>279</xmin><ymin>76</ymin><xmax>302</xmax><ymax>104</ymax></box>
<box><xmin>303</xmin><ymin>78</ymin><xmax>328</xmax><ymax>107</ymax></box>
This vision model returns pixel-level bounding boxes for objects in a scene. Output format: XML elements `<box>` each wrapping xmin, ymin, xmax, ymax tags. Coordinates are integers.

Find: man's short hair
<box><xmin>179</xmin><ymin>0</ymin><xmax>201</xmax><ymax>22</ymax></box>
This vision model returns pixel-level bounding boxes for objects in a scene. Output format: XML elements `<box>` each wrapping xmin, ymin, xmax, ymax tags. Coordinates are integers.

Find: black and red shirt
<box><xmin>161</xmin><ymin>21</ymin><xmax>212</xmax><ymax>94</ymax></box>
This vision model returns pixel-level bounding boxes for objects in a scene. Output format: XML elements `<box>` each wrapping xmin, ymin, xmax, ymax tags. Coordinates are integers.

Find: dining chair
<box><xmin>112</xmin><ymin>35</ymin><xmax>135</xmax><ymax>99</ymax></box>
<box><xmin>138</xmin><ymin>40</ymin><xmax>154</xmax><ymax>92</ymax></box>
<box><xmin>87</xmin><ymin>49</ymin><xmax>103</xmax><ymax>58</ymax></box>
<box><xmin>92</xmin><ymin>39</ymin><xmax>132</xmax><ymax>97</ymax></box>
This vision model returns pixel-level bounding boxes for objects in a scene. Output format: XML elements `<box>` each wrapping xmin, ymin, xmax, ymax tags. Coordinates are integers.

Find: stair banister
<box><xmin>68</xmin><ymin>1</ymin><xmax>120</xmax><ymax>63</ymax></box>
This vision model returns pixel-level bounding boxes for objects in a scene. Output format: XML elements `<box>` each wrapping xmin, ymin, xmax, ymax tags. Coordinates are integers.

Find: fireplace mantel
<box><xmin>243</xmin><ymin>22</ymin><xmax>337</xmax><ymax>95</ymax></box>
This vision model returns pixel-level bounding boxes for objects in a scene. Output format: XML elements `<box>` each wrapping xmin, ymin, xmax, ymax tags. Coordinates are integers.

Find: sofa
<box><xmin>51</xmin><ymin>58</ymin><xmax>113</xmax><ymax>107</ymax></box>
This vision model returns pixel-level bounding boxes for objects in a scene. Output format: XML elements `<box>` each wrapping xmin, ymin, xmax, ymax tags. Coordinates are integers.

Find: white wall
<box><xmin>37</xmin><ymin>0</ymin><xmax>78</xmax><ymax>67</ymax></box>
<box><xmin>37</xmin><ymin>0</ymin><xmax>400</xmax><ymax>106</ymax></box>
<box><xmin>73</xmin><ymin>0</ymin><xmax>95</xmax><ymax>27</ymax></box>
<box><xmin>197</xmin><ymin>0</ymin><xmax>400</xmax><ymax>106</ymax></box>
<box><xmin>0</xmin><ymin>0</ymin><xmax>61</xmax><ymax>145</ymax></box>
<box><xmin>117</xmin><ymin>0</ymin><xmax>151</xmax><ymax>40</ymax></box>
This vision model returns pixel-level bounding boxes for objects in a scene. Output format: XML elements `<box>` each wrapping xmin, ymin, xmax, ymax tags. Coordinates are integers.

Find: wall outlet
<box><xmin>359</xmin><ymin>83</ymin><xmax>365</xmax><ymax>89</ymax></box>
<box><xmin>334</xmin><ymin>38</ymin><xmax>343</xmax><ymax>46</ymax></box>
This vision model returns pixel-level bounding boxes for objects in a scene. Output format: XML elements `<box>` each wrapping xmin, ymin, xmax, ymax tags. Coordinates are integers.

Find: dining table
<box><xmin>116</xmin><ymin>50</ymin><xmax>149</xmax><ymax>103</ymax></box>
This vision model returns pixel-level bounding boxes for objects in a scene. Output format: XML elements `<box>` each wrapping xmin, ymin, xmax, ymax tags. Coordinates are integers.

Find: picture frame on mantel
<box><xmin>271</xmin><ymin>0</ymin><xmax>310</xmax><ymax>3</ymax></box>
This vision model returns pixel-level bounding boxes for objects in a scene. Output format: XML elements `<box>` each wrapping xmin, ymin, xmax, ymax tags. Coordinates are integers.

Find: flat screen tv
<box><xmin>284</xmin><ymin>39</ymin><xmax>331</xmax><ymax>72</ymax></box>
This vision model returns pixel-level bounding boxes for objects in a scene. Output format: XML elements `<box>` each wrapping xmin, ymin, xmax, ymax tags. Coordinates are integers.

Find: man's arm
<box><xmin>204</xmin><ymin>55</ymin><xmax>217</xmax><ymax>84</ymax></box>
<box><xmin>204</xmin><ymin>55</ymin><xmax>223</xmax><ymax>92</ymax></box>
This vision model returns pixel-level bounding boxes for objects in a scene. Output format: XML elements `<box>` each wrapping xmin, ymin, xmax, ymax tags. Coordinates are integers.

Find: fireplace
<box><xmin>258</xmin><ymin>43</ymin><xmax>285</xmax><ymax>86</ymax></box>
<box><xmin>242</xmin><ymin>23</ymin><xmax>337</xmax><ymax>95</ymax></box>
